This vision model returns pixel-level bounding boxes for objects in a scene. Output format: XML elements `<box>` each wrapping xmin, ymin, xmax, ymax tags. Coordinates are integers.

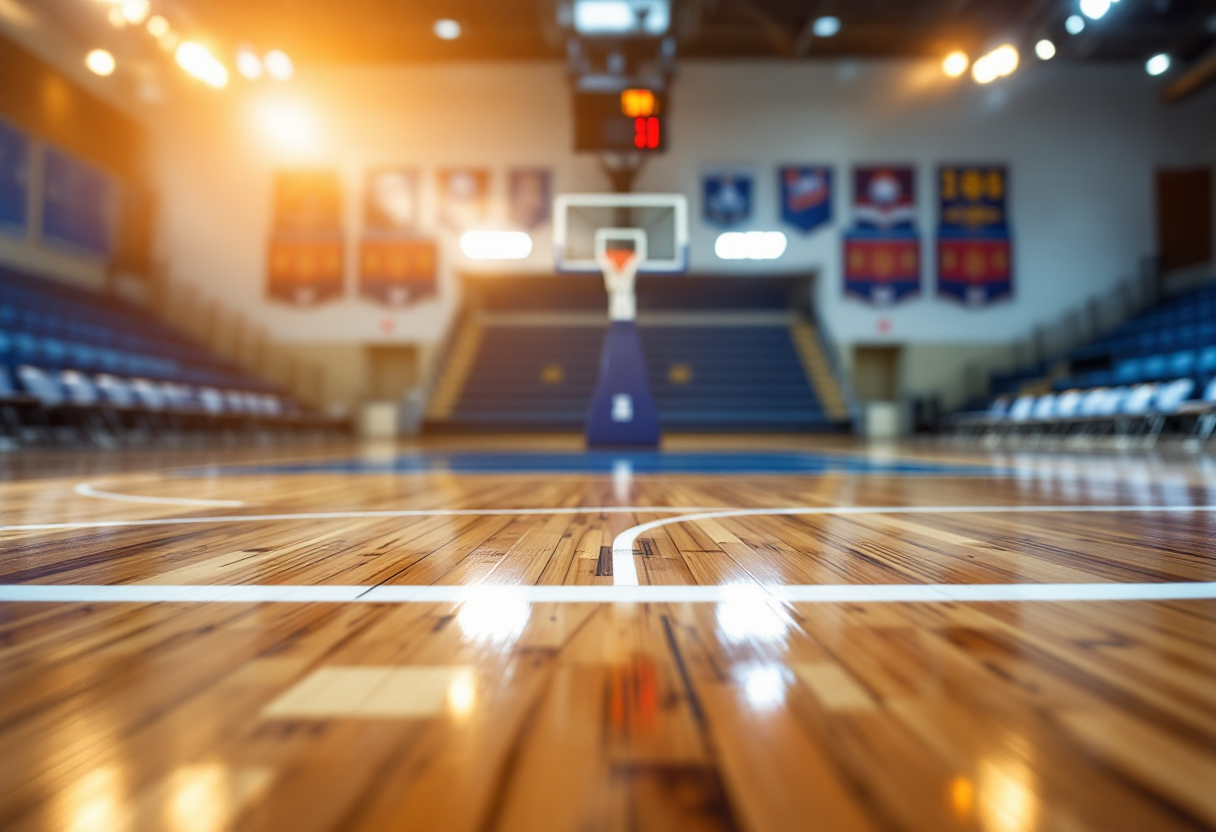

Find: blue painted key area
<box><xmin>195</xmin><ymin>451</ymin><xmax>997</xmax><ymax>476</ymax></box>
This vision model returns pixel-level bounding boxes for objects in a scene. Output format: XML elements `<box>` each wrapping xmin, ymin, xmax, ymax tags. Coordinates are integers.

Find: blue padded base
<box><xmin>585</xmin><ymin>322</ymin><xmax>661</xmax><ymax>447</ymax></box>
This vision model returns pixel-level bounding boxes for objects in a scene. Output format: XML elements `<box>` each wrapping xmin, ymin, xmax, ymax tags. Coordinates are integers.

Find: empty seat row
<box><xmin>951</xmin><ymin>377</ymin><xmax>1216</xmax><ymax>446</ymax></box>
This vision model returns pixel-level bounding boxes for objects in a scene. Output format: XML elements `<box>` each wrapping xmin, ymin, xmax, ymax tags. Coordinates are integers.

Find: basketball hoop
<box><xmin>595</xmin><ymin>228</ymin><xmax>646</xmax><ymax>321</ymax></box>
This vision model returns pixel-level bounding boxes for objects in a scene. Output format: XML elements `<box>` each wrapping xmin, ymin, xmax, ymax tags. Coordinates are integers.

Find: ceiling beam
<box><xmin>1163</xmin><ymin>42</ymin><xmax>1216</xmax><ymax>104</ymax></box>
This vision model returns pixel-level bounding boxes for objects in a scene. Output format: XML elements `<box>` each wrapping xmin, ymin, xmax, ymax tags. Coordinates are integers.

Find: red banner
<box><xmin>938</xmin><ymin>238</ymin><xmax>1011</xmax><ymax>285</ymax></box>
<box><xmin>359</xmin><ymin>238</ymin><xmax>438</xmax><ymax>306</ymax></box>
<box><xmin>843</xmin><ymin>236</ymin><xmax>920</xmax><ymax>304</ymax></box>
<box><xmin>267</xmin><ymin>236</ymin><xmax>344</xmax><ymax>306</ymax></box>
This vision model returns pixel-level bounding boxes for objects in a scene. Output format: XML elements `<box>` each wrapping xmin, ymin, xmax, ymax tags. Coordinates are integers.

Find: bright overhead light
<box><xmin>971</xmin><ymin>44</ymin><xmax>1018</xmax><ymax>84</ymax></box>
<box><xmin>107</xmin><ymin>6</ymin><xmax>126</xmax><ymax>27</ymax></box>
<box><xmin>146</xmin><ymin>14</ymin><xmax>169</xmax><ymax>37</ymax></box>
<box><xmin>812</xmin><ymin>16</ymin><xmax>840</xmax><ymax>37</ymax></box>
<box><xmin>121</xmin><ymin>0</ymin><xmax>149</xmax><ymax>25</ymax></box>
<box><xmin>263</xmin><ymin>49</ymin><xmax>293</xmax><ymax>80</ymax></box>
<box><xmin>236</xmin><ymin>48</ymin><xmax>263</xmax><ymax>80</ymax></box>
<box><xmin>714</xmin><ymin>232</ymin><xmax>787</xmax><ymax>261</ymax></box>
<box><xmin>1145</xmin><ymin>53</ymin><xmax>1170</xmax><ymax>76</ymax></box>
<box><xmin>1079</xmin><ymin>0</ymin><xmax>1110</xmax><ymax>19</ymax></box>
<box><xmin>176</xmin><ymin>42</ymin><xmax>229</xmax><ymax>89</ymax></box>
<box><xmin>572</xmin><ymin>0</ymin><xmax>669</xmax><ymax>36</ymax></box>
<box><xmin>1035</xmin><ymin>39</ymin><xmax>1056</xmax><ymax>60</ymax></box>
<box><xmin>1065</xmin><ymin>14</ymin><xmax>1085</xmax><ymax>34</ymax></box>
<box><xmin>942</xmin><ymin>51</ymin><xmax>969</xmax><ymax>78</ymax></box>
<box><xmin>85</xmin><ymin>49</ymin><xmax>116</xmax><ymax>76</ymax></box>
<box><xmin>254</xmin><ymin>97</ymin><xmax>319</xmax><ymax>151</ymax></box>
<box><xmin>433</xmin><ymin>18</ymin><xmax>462</xmax><ymax>40</ymax></box>
<box><xmin>460</xmin><ymin>231</ymin><xmax>533</xmax><ymax>260</ymax></box>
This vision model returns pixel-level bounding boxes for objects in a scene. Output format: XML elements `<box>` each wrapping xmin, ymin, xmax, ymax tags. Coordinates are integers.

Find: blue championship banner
<box><xmin>0</xmin><ymin>119</ymin><xmax>29</xmax><ymax>239</ymax></box>
<box><xmin>779</xmin><ymin>166</ymin><xmax>831</xmax><ymax>233</ymax></box>
<box><xmin>937</xmin><ymin>165</ymin><xmax>1012</xmax><ymax>307</ymax></box>
<box><xmin>359</xmin><ymin>168</ymin><xmax>436</xmax><ymax>306</ymax></box>
<box><xmin>268</xmin><ymin>170</ymin><xmax>344</xmax><ymax>306</ymax></box>
<box><xmin>508</xmin><ymin>169</ymin><xmax>551</xmax><ymax>230</ymax></box>
<box><xmin>703</xmin><ymin>170</ymin><xmax>753</xmax><ymax>227</ymax></box>
<box><xmin>843</xmin><ymin>166</ymin><xmax>920</xmax><ymax>304</ymax></box>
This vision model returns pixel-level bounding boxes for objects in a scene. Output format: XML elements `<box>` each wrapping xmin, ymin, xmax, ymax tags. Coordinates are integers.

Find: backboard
<box><xmin>554</xmin><ymin>193</ymin><xmax>688</xmax><ymax>274</ymax></box>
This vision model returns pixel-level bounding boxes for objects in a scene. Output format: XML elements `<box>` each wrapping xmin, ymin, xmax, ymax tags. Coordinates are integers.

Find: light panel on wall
<box><xmin>714</xmin><ymin>232</ymin><xmax>787</xmax><ymax>261</ymax></box>
<box><xmin>253</xmin><ymin>97</ymin><xmax>321</xmax><ymax>153</ymax></box>
<box><xmin>460</xmin><ymin>231</ymin><xmax>533</xmax><ymax>260</ymax></box>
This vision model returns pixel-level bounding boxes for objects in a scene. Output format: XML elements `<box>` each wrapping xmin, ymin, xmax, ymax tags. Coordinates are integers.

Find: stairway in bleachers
<box><xmin>429</xmin><ymin>321</ymin><xmax>845</xmax><ymax>432</ymax></box>
<box><xmin>427</xmin><ymin>274</ymin><xmax>853</xmax><ymax>433</ymax></box>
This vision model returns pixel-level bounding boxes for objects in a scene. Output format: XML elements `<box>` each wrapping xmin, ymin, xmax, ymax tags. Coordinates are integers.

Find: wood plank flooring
<box><xmin>0</xmin><ymin>436</ymin><xmax>1214</xmax><ymax>831</ymax></box>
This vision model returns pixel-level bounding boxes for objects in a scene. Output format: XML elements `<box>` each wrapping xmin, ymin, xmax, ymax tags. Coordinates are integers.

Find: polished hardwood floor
<box><xmin>1</xmin><ymin>435</ymin><xmax>1214</xmax><ymax>831</ymax></box>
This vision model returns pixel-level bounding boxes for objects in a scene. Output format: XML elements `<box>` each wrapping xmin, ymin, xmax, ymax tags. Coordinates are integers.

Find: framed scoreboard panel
<box><xmin>573</xmin><ymin>88</ymin><xmax>667</xmax><ymax>153</ymax></box>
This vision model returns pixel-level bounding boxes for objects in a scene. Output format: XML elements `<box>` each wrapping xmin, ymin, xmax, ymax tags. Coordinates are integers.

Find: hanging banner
<box><xmin>359</xmin><ymin>168</ymin><xmax>436</xmax><ymax>306</ymax></box>
<box><xmin>437</xmin><ymin>168</ymin><xmax>489</xmax><ymax>231</ymax></box>
<box><xmin>364</xmin><ymin>168</ymin><xmax>419</xmax><ymax>232</ymax></box>
<box><xmin>779</xmin><ymin>166</ymin><xmax>832</xmax><ymax>233</ymax></box>
<box><xmin>0</xmin><ymin>119</ymin><xmax>29</xmax><ymax>239</ymax></box>
<box><xmin>267</xmin><ymin>236</ymin><xmax>345</xmax><ymax>306</ymax></box>
<box><xmin>267</xmin><ymin>170</ymin><xmax>344</xmax><ymax>306</ymax></box>
<box><xmin>936</xmin><ymin>165</ymin><xmax>1013</xmax><ymax>307</ymax></box>
<box><xmin>702</xmin><ymin>170</ymin><xmax>753</xmax><ymax>227</ymax></box>
<box><xmin>359</xmin><ymin>238</ymin><xmax>438</xmax><ymax>307</ymax></box>
<box><xmin>843</xmin><ymin>166</ymin><xmax>921</xmax><ymax>305</ymax></box>
<box><xmin>508</xmin><ymin>168</ymin><xmax>551</xmax><ymax>230</ymax></box>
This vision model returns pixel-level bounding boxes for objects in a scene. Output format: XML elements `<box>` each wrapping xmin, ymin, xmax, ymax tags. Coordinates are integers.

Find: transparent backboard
<box><xmin>554</xmin><ymin>193</ymin><xmax>688</xmax><ymax>274</ymax></box>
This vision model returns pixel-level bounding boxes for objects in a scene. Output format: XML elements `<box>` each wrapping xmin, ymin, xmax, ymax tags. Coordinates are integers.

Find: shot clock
<box><xmin>573</xmin><ymin>87</ymin><xmax>667</xmax><ymax>153</ymax></box>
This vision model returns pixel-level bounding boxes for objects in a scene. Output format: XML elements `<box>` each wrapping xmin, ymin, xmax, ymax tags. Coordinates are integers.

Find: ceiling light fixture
<box><xmin>121</xmin><ymin>0</ymin><xmax>149</xmax><ymax>25</ymax></box>
<box><xmin>85</xmin><ymin>49</ymin><xmax>116</xmax><ymax>76</ymax></box>
<box><xmin>263</xmin><ymin>50</ymin><xmax>294</xmax><ymax>81</ymax></box>
<box><xmin>1145</xmin><ymin>53</ymin><xmax>1170</xmax><ymax>76</ymax></box>
<box><xmin>236</xmin><ymin>47</ymin><xmax>263</xmax><ymax>80</ymax></box>
<box><xmin>571</xmin><ymin>1</ymin><xmax>670</xmax><ymax>36</ymax></box>
<box><xmin>1065</xmin><ymin>14</ymin><xmax>1085</xmax><ymax>34</ymax></box>
<box><xmin>1035</xmin><ymin>39</ymin><xmax>1056</xmax><ymax>60</ymax></box>
<box><xmin>812</xmin><ymin>16</ymin><xmax>840</xmax><ymax>37</ymax></box>
<box><xmin>146</xmin><ymin>14</ymin><xmax>169</xmax><ymax>38</ymax></box>
<box><xmin>176</xmin><ymin>42</ymin><xmax>229</xmax><ymax>89</ymax></box>
<box><xmin>433</xmin><ymin>18</ymin><xmax>462</xmax><ymax>40</ymax></box>
<box><xmin>942</xmin><ymin>51</ymin><xmax>969</xmax><ymax>78</ymax></box>
<box><xmin>1079</xmin><ymin>0</ymin><xmax>1110</xmax><ymax>20</ymax></box>
<box><xmin>971</xmin><ymin>44</ymin><xmax>1019</xmax><ymax>84</ymax></box>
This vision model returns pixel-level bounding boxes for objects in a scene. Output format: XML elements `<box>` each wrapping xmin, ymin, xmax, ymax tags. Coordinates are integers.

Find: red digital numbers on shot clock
<box><xmin>633</xmin><ymin>117</ymin><xmax>660</xmax><ymax>149</ymax></box>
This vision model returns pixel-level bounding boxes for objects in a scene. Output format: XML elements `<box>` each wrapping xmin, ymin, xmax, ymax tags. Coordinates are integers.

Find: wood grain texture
<box><xmin>0</xmin><ymin>436</ymin><xmax>1214</xmax><ymax>831</ymax></box>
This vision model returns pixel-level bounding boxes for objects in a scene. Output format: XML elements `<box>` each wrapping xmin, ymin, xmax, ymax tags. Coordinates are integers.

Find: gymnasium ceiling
<box><xmin>175</xmin><ymin>0</ymin><xmax>1216</xmax><ymax>64</ymax></box>
<box><xmin>29</xmin><ymin>0</ymin><xmax>1216</xmax><ymax>66</ymax></box>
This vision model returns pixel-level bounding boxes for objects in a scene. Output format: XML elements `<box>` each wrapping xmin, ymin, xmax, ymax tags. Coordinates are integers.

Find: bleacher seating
<box><xmin>951</xmin><ymin>281</ymin><xmax>1216</xmax><ymax>446</ymax></box>
<box><xmin>437</xmin><ymin>322</ymin><xmax>842</xmax><ymax>432</ymax></box>
<box><xmin>0</xmin><ymin>266</ymin><xmax>343</xmax><ymax>446</ymax></box>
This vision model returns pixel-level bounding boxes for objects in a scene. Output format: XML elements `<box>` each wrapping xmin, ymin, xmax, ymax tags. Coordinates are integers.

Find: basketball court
<box><xmin>2</xmin><ymin>0</ymin><xmax>1216</xmax><ymax>830</ymax></box>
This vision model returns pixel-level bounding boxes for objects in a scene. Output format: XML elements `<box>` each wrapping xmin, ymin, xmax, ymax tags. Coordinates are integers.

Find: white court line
<box><xmin>0</xmin><ymin>505</ymin><xmax>729</xmax><ymax>533</ymax></box>
<box><xmin>609</xmin><ymin>504</ymin><xmax>1216</xmax><ymax>585</ymax></box>
<box><xmin>74</xmin><ymin>482</ymin><xmax>248</xmax><ymax>508</ymax></box>
<box><xmin>1</xmin><ymin>582</ymin><xmax>1213</xmax><ymax>605</ymax></box>
<box><xmin>4</xmin><ymin>503</ymin><xmax>1216</xmax><ymax>537</ymax></box>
